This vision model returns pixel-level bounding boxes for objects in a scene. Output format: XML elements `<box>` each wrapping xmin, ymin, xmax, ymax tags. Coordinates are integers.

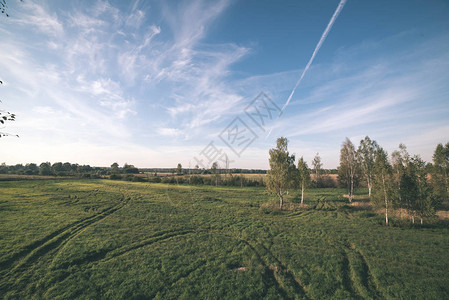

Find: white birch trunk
<box><xmin>382</xmin><ymin>174</ymin><xmax>388</xmax><ymax>226</ymax></box>
<box><xmin>368</xmin><ymin>177</ymin><xmax>372</xmax><ymax>197</ymax></box>
<box><xmin>301</xmin><ymin>182</ymin><xmax>304</xmax><ymax>204</ymax></box>
<box><xmin>349</xmin><ymin>176</ymin><xmax>353</xmax><ymax>203</ymax></box>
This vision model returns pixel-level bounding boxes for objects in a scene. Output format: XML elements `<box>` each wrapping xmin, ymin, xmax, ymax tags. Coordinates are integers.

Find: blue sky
<box><xmin>0</xmin><ymin>0</ymin><xmax>448</xmax><ymax>169</ymax></box>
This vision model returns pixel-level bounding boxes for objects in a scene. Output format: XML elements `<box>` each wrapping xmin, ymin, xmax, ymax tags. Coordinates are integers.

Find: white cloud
<box><xmin>13</xmin><ymin>1</ymin><xmax>64</xmax><ymax>37</ymax></box>
<box><xmin>1</xmin><ymin>0</ymin><xmax>447</xmax><ymax>169</ymax></box>
<box><xmin>157</xmin><ymin>127</ymin><xmax>183</xmax><ymax>137</ymax></box>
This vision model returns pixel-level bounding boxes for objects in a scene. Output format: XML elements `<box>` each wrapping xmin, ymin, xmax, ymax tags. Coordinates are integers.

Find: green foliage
<box><xmin>266</xmin><ymin>137</ymin><xmax>297</xmax><ymax>208</ymax></box>
<box><xmin>392</xmin><ymin>143</ymin><xmax>438</xmax><ymax>224</ymax></box>
<box><xmin>110</xmin><ymin>162</ymin><xmax>119</xmax><ymax>174</ymax></box>
<box><xmin>372</xmin><ymin>147</ymin><xmax>394</xmax><ymax>225</ymax></box>
<box><xmin>297</xmin><ymin>156</ymin><xmax>311</xmax><ymax>203</ymax></box>
<box><xmin>176</xmin><ymin>163</ymin><xmax>183</xmax><ymax>175</ymax></box>
<box><xmin>338</xmin><ymin>138</ymin><xmax>360</xmax><ymax>202</ymax></box>
<box><xmin>312</xmin><ymin>153</ymin><xmax>322</xmax><ymax>179</ymax></box>
<box><xmin>357</xmin><ymin>136</ymin><xmax>379</xmax><ymax>196</ymax></box>
<box><xmin>109</xmin><ymin>174</ymin><xmax>122</xmax><ymax>180</ymax></box>
<box><xmin>431</xmin><ymin>143</ymin><xmax>449</xmax><ymax>203</ymax></box>
<box><xmin>297</xmin><ymin>156</ymin><xmax>310</xmax><ymax>187</ymax></box>
<box><xmin>410</xmin><ymin>155</ymin><xmax>435</xmax><ymax>222</ymax></box>
<box><xmin>123</xmin><ymin>163</ymin><xmax>139</xmax><ymax>174</ymax></box>
<box><xmin>39</xmin><ymin>162</ymin><xmax>52</xmax><ymax>176</ymax></box>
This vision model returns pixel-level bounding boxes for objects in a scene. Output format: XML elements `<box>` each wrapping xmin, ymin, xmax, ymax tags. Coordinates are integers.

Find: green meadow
<box><xmin>1</xmin><ymin>180</ymin><xmax>448</xmax><ymax>299</ymax></box>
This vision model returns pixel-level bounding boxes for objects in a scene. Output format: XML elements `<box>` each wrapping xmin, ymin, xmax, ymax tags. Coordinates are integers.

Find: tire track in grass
<box><xmin>237</xmin><ymin>239</ymin><xmax>291</xmax><ymax>299</ymax></box>
<box><xmin>354</xmin><ymin>249</ymin><xmax>384</xmax><ymax>299</ymax></box>
<box><xmin>37</xmin><ymin>229</ymin><xmax>198</xmax><ymax>297</ymax></box>
<box><xmin>256</xmin><ymin>242</ymin><xmax>309</xmax><ymax>299</ymax></box>
<box><xmin>104</xmin><ymin>230</ymin><xmax>294</xmax><ymax>299</ymax></box>
<box><xmin>149</xmin><ymin>260</ymin><xmax>208</xmax><ymax>298</ymax></box>
<box><xmin>48</xmin><ymin>228</ymin><xmax>197</xmax><ymax>271</ymax></box>
<box><xmin>0</xmin><ymin>202</ymin><xmax>121</xmax><ymax>272</ymax></box>
<box><xmin>0</xmin><ymin>195</ymin><xmax>130</xmax><ymax>292</ymax></box>
<box><xmin>13</xmin><ymin>197</ymin><xmax>129</xmax><ymax>270</ymax></box>
<box><xmin>211</xmin><ymin>231</ymin><xmax>309</xmax><ymax>299</ymax></box>
<box><xmin>344</xmin><ymin>242</ymin><xmax>384</xmax><ymax>299</ymax></box>
<box><xmin>341</xmin><ymin>250</ymin><xmax>361</xmax><ymax>298</ymax></box>
<box><xmin>79</xmin><ymin>229</ymin><xmax>195</xmax><ymax>265</ymax></box>
<box><xmin>286</xmin><ymin>210</ymin><xmax>315</xmax><ymax>220</ymax></box>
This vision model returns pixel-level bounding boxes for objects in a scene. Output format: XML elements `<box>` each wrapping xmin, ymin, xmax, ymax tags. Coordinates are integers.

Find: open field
<box><xmin>1</xmin><ymin>180</ymin><xmax>449</xmax><ymax>299</ymax></box>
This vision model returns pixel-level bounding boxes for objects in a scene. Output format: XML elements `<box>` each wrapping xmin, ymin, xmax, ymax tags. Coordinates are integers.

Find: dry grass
<box><xmin>350</xmin><ymin>201</ymin><xmax>449</xmax><ymax>223</ymax></box>
<box><xmin>436</xmin><ymin>210</ymin><xmax>449</xmax><ymax>220</ymax></box>
<box><xmin>350</xmin><ymin>200</ymin><xmax>372</xmax><ymax>209</ymax></box>
<box><xmin>343</xmin><ymin>194</ymin><xmax>370</xmax><ymax>200</ymax></box>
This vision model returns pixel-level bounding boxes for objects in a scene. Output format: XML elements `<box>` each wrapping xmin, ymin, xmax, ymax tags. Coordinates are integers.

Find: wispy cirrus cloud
<box><xmin>1</xmin><ymin>0</ymin><xmax>447</xmax><ymax>169</ymax></box>
<box><xmin>12</xmin><ymin>1</ymin><xmax>63</xmax><ymax>37</ymax></box>
<box><xmin>1</xmin><ymin>0</ymin><xmax>247</xmax><ymax>164</ymax></box>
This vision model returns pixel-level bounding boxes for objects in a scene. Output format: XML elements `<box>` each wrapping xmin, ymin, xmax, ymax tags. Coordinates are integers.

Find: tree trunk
<box><xmin>279</xmin><ymin>194</ymin><xmax>283</xmax><ymax>209</ymax></box>
<box><xmin>301</xmin><ymin>182</ymin><xmax>304</xmax><ymax>205</ymax></box>
<box><xmin>349</xmin><ymin>176</ymin><xmax>353</xmax><ymax>203</ymax></box>
<box><xmin>420</xmin><ymin>217</ymin><xmax>423</xmax><ymax>225</ymax></box>
<box><xmin>397</xmin><ymin>170</ymin><xmax>402</xmax><ymax>214</ymax></box>
<box><xmin>382</xmin><ymin>174</ymin><xmax>388</xmax><ymax>226</ymax></box>
<box><xmin>411</xmin><ymin>215</ymin><xmax>415</xmax><ymax>224</ymax></box>
<box><xmin>368</xmin><ymin>177</ymin><xmax>372</xmax><ymax>197</ymax></box>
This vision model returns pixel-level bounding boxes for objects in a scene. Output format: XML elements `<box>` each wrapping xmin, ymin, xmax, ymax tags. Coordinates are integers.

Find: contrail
<box><xmin>279</xmin><ymin>0</ymin><xmax>347</xmax><ymax>114</ymax></box>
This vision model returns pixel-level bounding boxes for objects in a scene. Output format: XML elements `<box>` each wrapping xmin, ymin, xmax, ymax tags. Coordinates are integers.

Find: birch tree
<box><xmin>358</xmin><ymin>136</ymin><xmax>378</xmax><ymax>197</ymax></box>
<box><xmin>312</xmin><ymin>153</ymin><xmax>322</xmax><ymax>183</ymax></box>
<box><xmin>410</xmin><ymin>155</ymin><xmax>434</xmax><ymax>225</ymax></box>
<box><xmin>391</xmin><ymin>144</ymin><xmax>411</xmax><ymax>216</ymax></box>
<box><xmin>211</xmin><ymin>162</ymin><xmax>220</xmax><ymax>186</ymax></box>
<box><xmin>297</xmin><ymin>156</ymin><xmax>311</xmax><ymax>204</ymax></box>
<box><xmin>338</xmin><ymin>138</ymin><xmax>358</xmax><ymax>202</ymax></box>
<box><xmin>431</xmin><ymin>142</ymin><xmax>449</xmax><ymax>203</ymax></box>
<box><xmin>266</xmin><ymin>137</ymin><xmax>296</xmax><ymax>209</ymax></box>
<box><xmin>176</xmin><ymin>163</ymin><xmax>183</xmax><ymax>175</ymax></box>
<box><xmin>372</xmin><ymin>147</ymin><xmax>393</xmax><ymax>225</ymax></box>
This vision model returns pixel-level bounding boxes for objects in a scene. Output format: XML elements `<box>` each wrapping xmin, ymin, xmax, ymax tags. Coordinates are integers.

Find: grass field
<box><xmin>1</xmin><ymin>180</ymin><xmax>448</xmax><ymax>299</ymax></box>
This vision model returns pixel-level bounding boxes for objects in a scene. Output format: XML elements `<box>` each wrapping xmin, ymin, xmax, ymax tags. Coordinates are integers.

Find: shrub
<box><xmin>109</xmin><ymin>174</ymin><xmax>122</xmax><ymax>180</ymax></box>
<box><xmin>148</xmin><ymin>176</ymin><xmax>161</xmax><ymax>183</ymax></box>
<box><xmin>123</xmin><ymin>174</ymin><xmax>135</xmax><ymax>181</ymax></box>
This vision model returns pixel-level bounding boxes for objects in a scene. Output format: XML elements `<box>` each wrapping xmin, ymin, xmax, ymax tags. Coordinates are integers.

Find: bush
<box><xmin>148</xmin><ymin>176</ymin><xmax>161</xmax><ymax>183</ymax></box>
<box><xmin>190</xmin><ymin>175</ymin><xmax>203</xmax><ymax>185</ymax></box>
<box><xmin>110</xmin><ymin>174</ymin><xmax>122</xmax><ymax>180</ymax></box>
<box><xmin>123</xmin><ymin>174</ymin><xmax>135</xmax><ymax>181</ymax></box>
<box><xmin>161</xmin><ymin>176</ymin><xmax>176</xmax><ymax>184</ymax></box>
<box><xmin>132</xmin><ymin>176</ymin><xmax>146</xmax><ymax>182</ymax></box>
<box><xmin>313</xmin><ymin>175</ymin><xmax>338</xmax><ymax>188</ymax></box>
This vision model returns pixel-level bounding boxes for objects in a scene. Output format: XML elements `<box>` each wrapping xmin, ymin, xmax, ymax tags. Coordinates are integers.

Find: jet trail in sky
<box><xmin>280</xmin><ymin>0</ymin><xmax>347</xmax><ymax>114</ymax></box>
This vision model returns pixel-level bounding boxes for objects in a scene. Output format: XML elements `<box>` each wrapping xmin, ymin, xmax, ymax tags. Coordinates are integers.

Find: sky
<box><xmin>0</xmin><ymin>0</ymin><xmax>448</xmax><ymax>169</ymax></box>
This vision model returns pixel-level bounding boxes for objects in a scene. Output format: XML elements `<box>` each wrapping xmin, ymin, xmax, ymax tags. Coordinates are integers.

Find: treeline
<box><xmin>147</xmin><ymin>174</ymin><xmax>266</xmax><ymax>187</ymax></box>
<box><xmin>0</xmin><ymin>162</ymin><xmax>106</xmax><ymax>178</ymax></box>
<box><xmin>140</xmin><ymin>167</ymin><xmax>268</xmax><ymax>175</ymax></box>
<box><xmin>0</xmin><ymin>162</ymin><xmax>140</xmax><ymax>178</ymax></box>
<box><xmin>155</xmin><ymin>162</ymin><xmax>338</xmax><ymax>188</ymax></box>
